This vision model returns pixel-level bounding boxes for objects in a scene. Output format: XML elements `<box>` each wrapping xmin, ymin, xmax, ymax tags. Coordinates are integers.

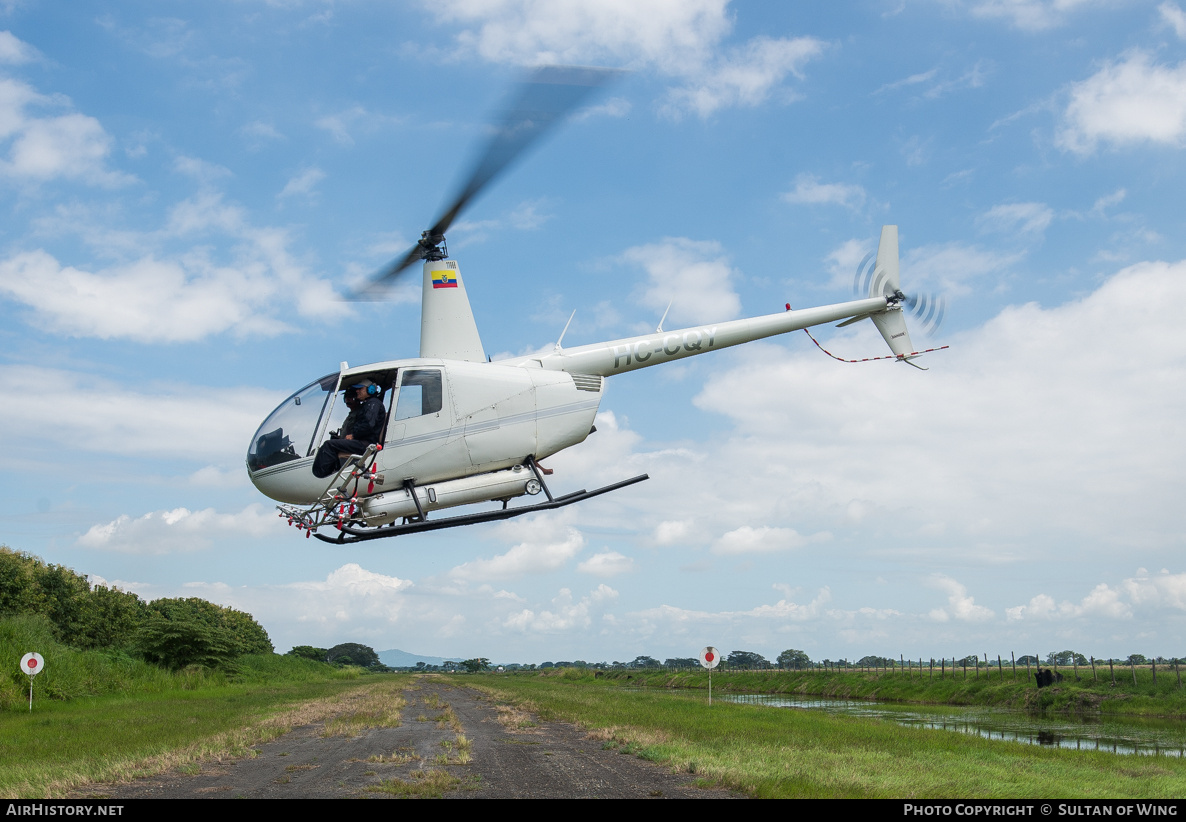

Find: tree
<box><xmin>136</xmin><ymin>613</ymin><xmax>237</xmax><ymax>670</ymax></box>
<box><xmin>286</xmin><ymin>645</ymin><xmax>328</xmax><ymax>661</ymax></box>
<box><xmin>326</xmin><ymin>642</ymin><xmax>381</xmax><ymax>668</ymax></box>
<box><xmin>777</xmin><ymin>649</ymin><xmax>811</xmax><ymax>669</ymax></box>
<box><xmin>148</xmin><ymin>598</ymin><xmax>273</xmax><ymax>656</ymax></box>
<box><xmin>629</xmin><ymin>655</ymin><xmax>661</xmax><ymax>669</ymax></box>
<box><xmin>1046</xmin><ymin>650</ymin><xmax>1088</xmax><ymax>667</ymax></box>
<box><xmin>664</xmin><ymin>657</ymin><xmax>699</xmax><ymax>669</ymax></box>
<box><xmin>462</xmin><ymin>657</ymin><xmax>490</xmax><ymax>673</ymax></box>
<box><xmin>76</xmin><ymin>584</ymin><xmax>147</xmax><ymax>650</ymax></box>
<box><xmin>858</xmin><ymin>655</ymin><xmax>895</xmax><ymax>668</ymax></box>
<box><xmin>726</xmin><ymin>650</ymin><xmax>770</xmax><ymax>670</ymax></box>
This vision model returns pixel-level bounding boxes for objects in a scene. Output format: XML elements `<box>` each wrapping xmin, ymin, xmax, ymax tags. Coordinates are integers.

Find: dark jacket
<box><xmin>350</xmin><ymin>396</ymin><xmax>386</xmax><ymax>444</ymax></box>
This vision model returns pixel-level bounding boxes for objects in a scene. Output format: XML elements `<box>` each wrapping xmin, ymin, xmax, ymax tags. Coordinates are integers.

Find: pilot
<box><xmin>312</xmin><ymin>379</ymin><xmax>386</xmax><ymax>479</ymax></box>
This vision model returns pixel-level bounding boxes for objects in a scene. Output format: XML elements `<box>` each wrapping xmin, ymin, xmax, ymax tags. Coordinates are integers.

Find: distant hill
<box><xmin>378</xmin><ymin>648</ymin><xmax>463</xmax><ymax>668</ymax></box>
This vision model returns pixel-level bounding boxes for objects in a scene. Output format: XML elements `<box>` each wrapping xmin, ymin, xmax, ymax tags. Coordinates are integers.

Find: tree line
<box><xmin>1</xmin><ymin>545</ymin><xmax>271</xmax><ymax>670</ymax></box>
<box><xmin>491</xmin><ymin>649</ymin><xmax>1184</xmax><ymax>672</ymax></box>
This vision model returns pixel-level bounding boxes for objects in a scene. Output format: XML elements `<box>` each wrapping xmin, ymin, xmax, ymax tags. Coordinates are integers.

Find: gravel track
<box><xmin>87</xmin><ymin>678</ymin><xmax>740</xmax><ymax>799</ymax></box>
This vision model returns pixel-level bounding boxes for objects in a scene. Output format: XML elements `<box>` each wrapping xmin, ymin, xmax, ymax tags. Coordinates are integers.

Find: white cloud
<box><xmin>1007</xmin><ymin>570</ymin><xmax>1186</xmax><ymax>622</ymax></box>
<box><xmin>685</xmin><ymin>257</ymin><xmax>1186</xmax><ymax>556</ymax></box>
<box><xmin>423</xmin><ymin>0</ymin><xmax>825</xmax><ymax>118</ymax></box>
<box><xmin>0</xmin><ymin>187</ymin><xmax>345</xmax><ymax>342</ymax></box>
<box><xmin>900</xmin><ymin>240</ymin><xmax>1024</xmax><ymax>295</ymax></box>
<box><xmin>177</xmin><ymin>564</ymin><xmax>417</xmax><ymax>647</ymax></box>
<box><xmin>1090</xmin><ymin>188</ymin><xmax>1126</xmax><ymax>215</ymax></box>
<box><xmin>503</xmin><ymin>584</ymin><xmax>618</xmax><ymax>632</ymax></box>
<box><xmin>962</xmin><ymin>0</ymin><xmax>1098</xmax><ymax>31</ymax></box>
<box><xmin>0</xmin><ymin>364</ymin><xmax>283</xmax><ymax>463</ymax></box>
<box><xmin>577</xmin><ymin>551</ymin><xmax>635</xmax><ymax>576</ymax></box>
<box><xmin>711</xmin><ymin>525</ymin><xmax>831</xmax><ymax>555</ymax></box>
<box><xmin>449</xmin><ymin>519</ymin><xmax>586</xmax><ymax>580</ymax></box>
<box><xmin>926</xmin><ymin>574</ymin><xmax>994</xmax><ymax>622</ymax></box>
<box><xmin>315</xmin><ymin>106</ymin><xmax>402</xmax><ymax>147</ymax></box>
<box><xmin>78</xmin><ymin>504</ymin><xmax>283</xmax><ymax>553</ymax></box>
<box><xmin>277</xmin><ymin>166</ymin><xmax>326</xmax><ymax>201</ymax></box>
<box><xmin>977</xmin><ymin>202</ymin><xmax>1054</xmax><ymax>236</ymax></box>
<box><xmin>782</xmin><ymin>174</ymin><xmax>866</xmax><ymax>211</ymax></box>
<box><xmin>1162</xmin><ymin>2</ymin><xmax>1186</xmax><ymax>39</ymax></box>
<box><xmin>662</xmin><ymin>35</ymin><xmax>825</xmax><ymax>119</ymax></box>
<box><xmin>621</xmin><ymin>237</ymin><xmax>741</xmax><ymax>326</ymax></box>
<box><xmin>0</xmin><ymin>31</ymin><xmax>38</xmax><ymax>65</ymax></box>
<box><xmin>239</xmin><ymin>120</ymin><xmax>284</xmax><ymax>144</ymax></box>
<box><xmin>1058</xmin><ymin>51</ymin><xmax>1186</xmax><ymax>153</ymax></box>
<box><xmin>824</xmin><ymin>236</ymin><xmax>1022</xmax><ymax>296</ymax></box>
<box><xmin>627</xmin><ymin>587</ymin><xmax>837</xmax><ymax>640</ymax></box>
<box><xmin>0</xmin><ymin>77</ymin><xmax>131</xmax><ymax>186</ymax></box>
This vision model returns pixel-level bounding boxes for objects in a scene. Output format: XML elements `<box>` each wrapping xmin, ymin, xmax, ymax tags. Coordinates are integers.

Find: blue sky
<box><xmin>2</xmin><ymin>0</ymin><xmax>1185</xmax><ymax>664</ymax></box>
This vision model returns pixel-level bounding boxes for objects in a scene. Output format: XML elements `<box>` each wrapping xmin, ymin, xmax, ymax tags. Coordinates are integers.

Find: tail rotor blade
<box><xmin>853</xmin><ymin>251</ymin><xmax>876</xmax><ymax>297</ymax></box>
<box><xmin>905</xmin><ymin>291</ymin><xmax>946</xmax><ymax>335</ymax></box>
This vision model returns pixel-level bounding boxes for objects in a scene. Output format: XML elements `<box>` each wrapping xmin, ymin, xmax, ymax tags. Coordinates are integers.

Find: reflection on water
<box><xmin>721</xmin><ymin>694</ymin><xmax>1186</xmax><ymax>756</ymax></box>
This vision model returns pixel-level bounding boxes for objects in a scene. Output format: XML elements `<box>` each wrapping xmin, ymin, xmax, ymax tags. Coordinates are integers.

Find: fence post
<box><xmin>1090</xmin><ymin>655</ymin><xmax>1097</xmax><ymax>681</ymax></box>
<box><xmin>1109</xmin><ymin>657</ymin><xmax>1115</xmax><ymax>686</ymax></box>
<box><xmin>1011</xmin><ymin>651</ymin><xmax>1016</xmax><ymax>681</ymax></box>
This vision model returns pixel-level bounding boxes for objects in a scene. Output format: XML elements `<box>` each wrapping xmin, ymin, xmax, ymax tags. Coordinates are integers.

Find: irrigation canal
<box><xmin>720</xmin><ymin>694</ymin><xmax>1186</xmax><ymax>756</ymax></box>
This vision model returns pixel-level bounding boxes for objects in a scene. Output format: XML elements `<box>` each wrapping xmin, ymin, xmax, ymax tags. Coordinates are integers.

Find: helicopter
<box><xmin>246</xmin><ymin>67</ymin><xmax>942</xmax><ymax>544</ymax></box>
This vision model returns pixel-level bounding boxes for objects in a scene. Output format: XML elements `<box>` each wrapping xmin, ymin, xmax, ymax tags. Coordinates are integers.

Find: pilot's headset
<box><xmin>349</xmin><ymin>379</ymin><xmax>381</xmax><ymax>397</ymax></box>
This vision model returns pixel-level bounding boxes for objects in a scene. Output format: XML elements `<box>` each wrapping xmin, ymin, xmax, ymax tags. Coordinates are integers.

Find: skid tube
<box><xmin>314</xmin><ymin>468</ymin><xmax>649</xmax><ymax>544</ymax></box>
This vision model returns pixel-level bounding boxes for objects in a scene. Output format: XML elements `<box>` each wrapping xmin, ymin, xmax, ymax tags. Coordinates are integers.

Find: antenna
<box><xmin>554</xmin><ymin>310</ymin><xmax>576</xmax><ymax>352</ymax></box>
<box><xmin>656</xmin><ymin>299</ymin><xmax>673</xmax><ymax>333</ymax></box>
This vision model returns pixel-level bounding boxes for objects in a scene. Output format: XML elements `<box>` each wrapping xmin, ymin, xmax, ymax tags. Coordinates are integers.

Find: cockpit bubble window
<box><xmin>247</xmin><ymin>373</ymin><xmax>338</xmax><ymax>472</ymax></box>
<box><xmin>394</xmin><ymin>369</ymin><xmax>443</xmax><ymax>420</ymax></box>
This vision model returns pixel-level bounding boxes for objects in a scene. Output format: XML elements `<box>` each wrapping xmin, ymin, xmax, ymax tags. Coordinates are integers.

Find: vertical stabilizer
<box><xmin>869</xmin><ymin>225</ymin><xmax>900</xmax><ymax>298</ymax></box>
<box><xmin>420</xmin><ymin>260</ymin><xmax>487</xmax><ymax>362</ymax></box>
<box><xmin>869</xmin><ymin>225</ymin><xmax>917</xmax><ymax>361</ymax></box>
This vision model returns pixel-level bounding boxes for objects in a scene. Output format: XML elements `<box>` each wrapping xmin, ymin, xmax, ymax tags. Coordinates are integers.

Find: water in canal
<box><xmin>721</xmin><ymin>694</ymin><xmax>1186</xmax><ymax>756</ymax></box>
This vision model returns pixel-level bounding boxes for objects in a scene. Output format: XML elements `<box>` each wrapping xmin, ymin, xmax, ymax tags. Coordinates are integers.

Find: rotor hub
<box><xmin>419</xmin><ymin>231</ymin><xmax>448</xmax><ymax>261</ymax></box>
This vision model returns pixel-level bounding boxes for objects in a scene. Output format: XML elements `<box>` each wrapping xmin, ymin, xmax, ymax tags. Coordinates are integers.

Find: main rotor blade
<box><xmin>355</xmin><ymin>65</ymin><xmax>619</xmax><ymax>299</ymax></box>
<box><xmin>430</xmin><ymin>65</ymin><xmax>619</xmax><ymax>238</ymax></box>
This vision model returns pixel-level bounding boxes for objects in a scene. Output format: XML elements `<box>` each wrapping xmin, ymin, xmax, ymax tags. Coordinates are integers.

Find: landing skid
<box><xmin>314</xmin><ymin>471</ymin><xmax>649</xmax><ymax>544</ymax></box>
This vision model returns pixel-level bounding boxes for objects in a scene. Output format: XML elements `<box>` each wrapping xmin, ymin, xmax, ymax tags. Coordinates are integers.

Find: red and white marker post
<box><xmin>20</xmin><ymin>653</ymin><xmax>44</xmax><ymax>712</ymax></box>
<box><xmin>699</xmin><ymin>646</ymin><xmax>720</xmax><ymax>705</ymax></box>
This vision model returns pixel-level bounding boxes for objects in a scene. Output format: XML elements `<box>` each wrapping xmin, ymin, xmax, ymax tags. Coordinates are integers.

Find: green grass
<box><xmin>595</xmin><ymin>665</ymin><xmax>1186</xmax><ymax>716</ymax></box>
<box><xmin>0</xmin><ymin>670</ymin><xmax>410</xmax><ymax>798</ymax></box>
<box><xmin>473</xmin><ymin>672</ymin><xmax>1186</xmax><ymax>798</ymax></box>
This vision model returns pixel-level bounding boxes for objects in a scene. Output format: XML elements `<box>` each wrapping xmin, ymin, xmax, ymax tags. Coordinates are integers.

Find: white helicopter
<box><xmin>246</xmin><ymin>67</ymin><xmax>942</xmax><ymax>544</ymax></box>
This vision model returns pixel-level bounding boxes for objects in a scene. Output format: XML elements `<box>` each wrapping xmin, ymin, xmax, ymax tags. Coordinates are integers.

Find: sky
<box><xmin>1</xmin><ymin>0</ymin><xmax>1184</xmax><ymax>665</ymax></box>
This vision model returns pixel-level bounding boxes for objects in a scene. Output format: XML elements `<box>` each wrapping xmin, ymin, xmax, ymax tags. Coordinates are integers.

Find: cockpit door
<box><xmin>385</xmin><ymin>367</ymin><xmax>464</xmax><ymax>481</ymax></box>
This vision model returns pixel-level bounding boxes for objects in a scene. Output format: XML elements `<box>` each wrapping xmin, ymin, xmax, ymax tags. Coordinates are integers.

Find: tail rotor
<box><xmin>852</xmin><ymin>236</ymin><xmax>946</xmax><ymax>337</ymax></box>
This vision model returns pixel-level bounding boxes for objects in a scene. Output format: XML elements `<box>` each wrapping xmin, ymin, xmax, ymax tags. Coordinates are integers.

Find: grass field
<box><xmin>0</xmin><ymin>668</ymin><xmax>409</xmax><ymax>798</ymax></box>
<box><xmin>473</xmin><ymin>670</ymin><xmax>1186</xmax><ymax>798</ymax></box>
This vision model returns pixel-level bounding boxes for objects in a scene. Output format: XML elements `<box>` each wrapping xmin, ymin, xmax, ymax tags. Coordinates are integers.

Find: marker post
<box><xmin>699</xmin><ymin>646</ymin><xmax>720</xmax><ymax>705</ymax></box>
<box><xmin>20</xmin><ymin>653</ymin><xmax>44</xmax><ymax>711</ymax></box>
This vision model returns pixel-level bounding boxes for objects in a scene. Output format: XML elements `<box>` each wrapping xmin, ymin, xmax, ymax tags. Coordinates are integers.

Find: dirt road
<box><xmin>91</xmin><ymin>678</ymin><xmax>739</xmax><ymax>799</ymax></box>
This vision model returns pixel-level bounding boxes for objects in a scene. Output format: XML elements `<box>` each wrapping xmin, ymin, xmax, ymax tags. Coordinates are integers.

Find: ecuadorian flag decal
<box><xmin>432</xmin><ymin>270</ymin><xmax>458</xmax><ymax>289</ymax></box>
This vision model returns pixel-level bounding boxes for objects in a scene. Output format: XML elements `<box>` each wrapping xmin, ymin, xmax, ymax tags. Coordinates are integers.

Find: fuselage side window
<box><xmin>394</xmin><ymin>369</ymin><xmax>443</xmax><ymax>420</ymax></box>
